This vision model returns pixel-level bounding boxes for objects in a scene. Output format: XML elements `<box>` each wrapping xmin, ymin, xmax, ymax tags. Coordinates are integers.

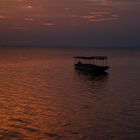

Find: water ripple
<box><xmin>0</xmin><ymin>48</ymin><xmax>139</xmax><ymax>139</ymax></box>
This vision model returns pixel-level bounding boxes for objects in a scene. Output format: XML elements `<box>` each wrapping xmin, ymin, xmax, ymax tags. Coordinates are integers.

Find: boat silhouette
<box><xmin>74</xmin><ymin>56</ymin><xmax>110</xmax><ymax>74</ymax></box>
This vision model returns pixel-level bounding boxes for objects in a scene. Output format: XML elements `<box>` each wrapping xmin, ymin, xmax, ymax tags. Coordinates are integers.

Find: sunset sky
<box><xmin>0</xmin><ymin>0</ymin><xmax>140</xmax><ymax>47</ymax></box>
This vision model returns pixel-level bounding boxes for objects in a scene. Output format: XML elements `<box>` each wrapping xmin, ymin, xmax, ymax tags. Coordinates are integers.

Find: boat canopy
<box><xmin>74</xmin><ymin>56</ymin><xmax>108</xmax><ymax>60</ymax></box>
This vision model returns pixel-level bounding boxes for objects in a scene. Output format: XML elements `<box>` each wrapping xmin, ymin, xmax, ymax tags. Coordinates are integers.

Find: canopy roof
<box><xmin>74</xmin><ymin>56</ymin><xmax>108</xmax><ymax>60</ymax></box>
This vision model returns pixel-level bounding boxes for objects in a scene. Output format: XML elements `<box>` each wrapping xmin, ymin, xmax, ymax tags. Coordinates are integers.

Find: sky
<box><xmin>0</xmin><ymin>0</ymin><xmax>140</xmax><ymax>47</ymax></box>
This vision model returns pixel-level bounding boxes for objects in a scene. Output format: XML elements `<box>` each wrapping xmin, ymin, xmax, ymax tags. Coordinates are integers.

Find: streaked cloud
<box><xmin>25</xmin><ymin>17</ymin><xmax>35</xmax><ymax>21</ymax></box>
<box><xmin>26</xmin><ymin>5</ymin><xmax>33</xmax><ymax>9</ymax></box>
<box><xmin>81</xmin><ymin>11</ymin><xmax>119</xmax><ymax>22</ymax></box>
<box><xmin>0</xmin><ymin>0</ymin><xmax>139</xmax><ymax>47</ymax></box>
<box><xmin>0</xmin><ymin>24</ymin><xmax>27</xmax><ymax>30</ymax></box>
<box><xmin>0</xmin><ymin>15</ymin><xmax>8</xmax><ymax>20</ymax></box>
<box><xmin>43</xmin><ymin>23</ymin><xmax>54</xmax><ymax>26</ymax></box>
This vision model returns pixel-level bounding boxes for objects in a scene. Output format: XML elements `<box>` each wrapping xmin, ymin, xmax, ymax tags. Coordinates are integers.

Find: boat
<box><xmin>74</xmin><ymin>56</ymin><xmax>110</xmax><ymax>73</ymax></box>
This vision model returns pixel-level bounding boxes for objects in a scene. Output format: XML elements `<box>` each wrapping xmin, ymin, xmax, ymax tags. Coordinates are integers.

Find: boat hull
<box><xmin>75</xmin><ymin>64</ymin><xmax>109</xmax><ymax>73</ymax></box>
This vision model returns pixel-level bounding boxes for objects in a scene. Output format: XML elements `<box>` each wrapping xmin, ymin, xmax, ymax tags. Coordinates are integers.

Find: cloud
<box><xmin>26</xmin><ymin>5</ymin><xmax>33</xmax><ymax>9</ymax></box>
<box><xmin>0</xmin><ymin>15</ymin><xmax>8</xmax><ymax>20</ymax></box>
<box><xmin>88</xmin><ymin>17</ymin><xmax>117</xmax><ymax>22</ymax></box>
<box><xmin>81</xmin><ymin>11</ymin><xmax>119</xmax><ymax>22</ymax></box>
<box><xmin>25</xmin><ymin>17</ymin><xmax>35</xmax><ymax>21</ymax></box>
<box><xmin>0</xmin><ymin>24</ymin><xmax>27</xmax><ymax>30</ymax></box>
<box><xmin>43</xmin><ymin>23</ymin><xmax>54</xmax><ymax>26</ymax></box>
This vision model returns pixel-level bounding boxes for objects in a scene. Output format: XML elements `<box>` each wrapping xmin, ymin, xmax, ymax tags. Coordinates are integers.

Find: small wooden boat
<box><xmin>74</xmin><ymin>56</ymin><xmax>110</xmax><ymax>73</ymax></box>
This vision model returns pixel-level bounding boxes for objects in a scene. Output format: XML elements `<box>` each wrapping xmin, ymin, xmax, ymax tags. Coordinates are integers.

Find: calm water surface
<box><xmin>0</xmin><ymin>47</ymin><xmax>140</xmax><ymax>140</ymax></box>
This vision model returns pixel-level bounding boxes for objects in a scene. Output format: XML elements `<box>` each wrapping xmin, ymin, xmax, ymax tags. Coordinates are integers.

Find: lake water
<box><xmin>0</xmin><ymin>47</ymin><xmax>140</xmax><ymax>140</ymax></box>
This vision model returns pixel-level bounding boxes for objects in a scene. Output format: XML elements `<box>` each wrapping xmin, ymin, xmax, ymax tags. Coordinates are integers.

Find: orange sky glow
<box><xmin>0</xmin><ymin>0</ymin><xmax>120</xmax><ymax>30</ymax></box>
<box><xmin>0</xmin><ymin>0</ymin><xmax>140</xmax><ymax>47</ymax></box>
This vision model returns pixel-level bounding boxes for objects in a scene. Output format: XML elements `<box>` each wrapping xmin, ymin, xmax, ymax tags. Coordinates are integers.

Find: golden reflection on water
<box><xmin>0</xmin><ymin>48</ymin><xmax>107</xmax><ymax>139</ymax></box>
<box><xmin>0</xmin><ymin>48</ymin><xmax>140</xmax><ymax>139</ymax></box>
